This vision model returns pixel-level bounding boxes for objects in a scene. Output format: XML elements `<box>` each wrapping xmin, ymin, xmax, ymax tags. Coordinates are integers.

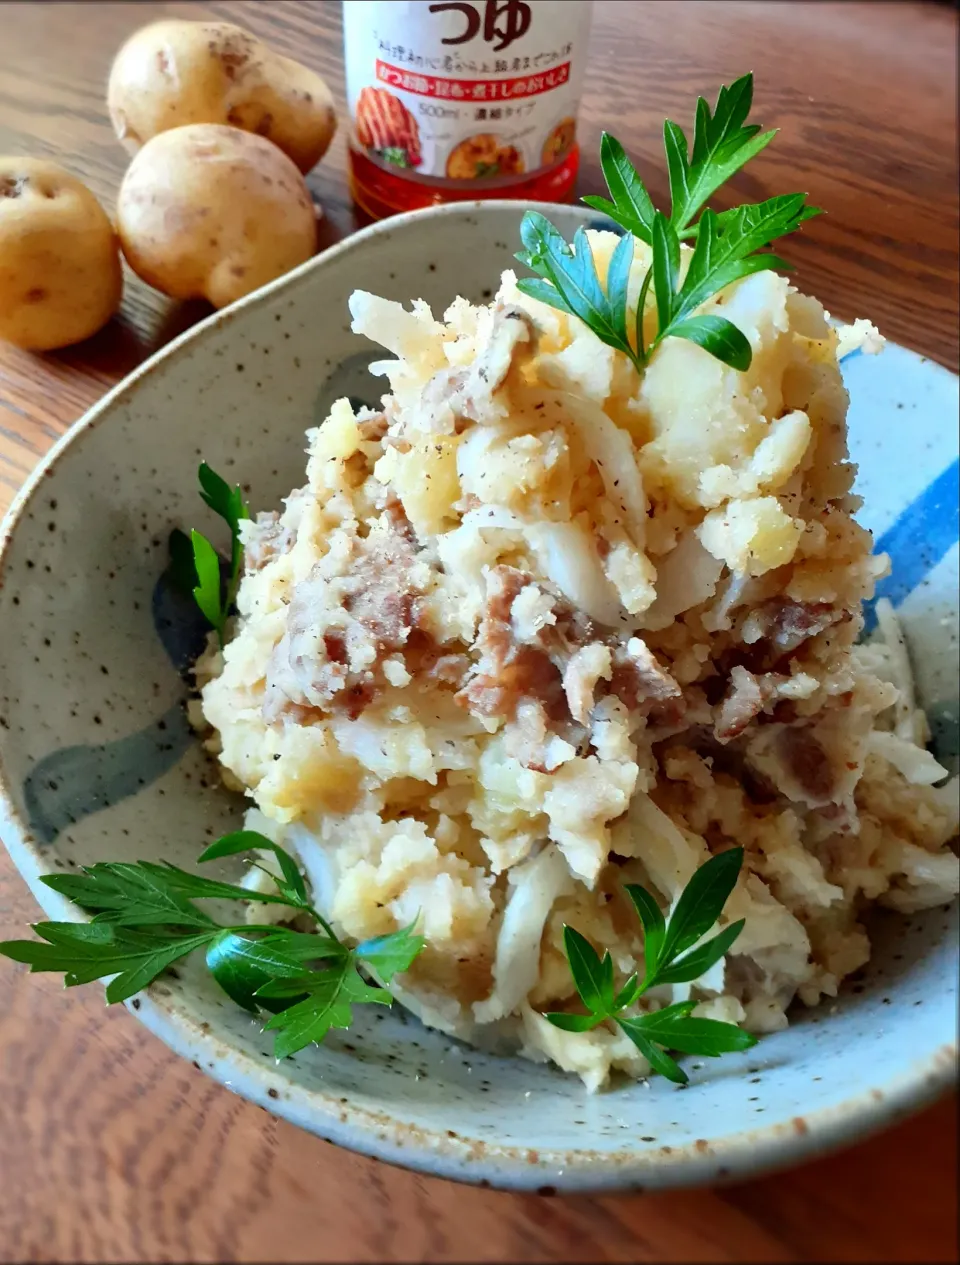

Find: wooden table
<box><xmin>0</xmin><ymin>2</ymin><xmax>957</xmax><ymax>1260</ymax></box>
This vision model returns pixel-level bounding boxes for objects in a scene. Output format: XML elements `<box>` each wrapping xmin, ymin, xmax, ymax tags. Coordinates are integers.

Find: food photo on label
<box><xmin>0</xmin><ymin>0</ymin><xmax>957</xmax><ymax>1234</ymax></box>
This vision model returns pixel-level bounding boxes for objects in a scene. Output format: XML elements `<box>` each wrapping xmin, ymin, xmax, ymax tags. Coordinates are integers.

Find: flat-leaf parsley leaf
<box><xmin>518</xmin><ymin>72</ymin><xmax>821</xmax><ymax>375</ymax></box>
<box><xmin>0</xmin><ymin>832</ymin><xmax>425</xmax><ymax>1060</ymax></box>
<box><xmin>545</xmin><ymin>848</ymin><xmax>757</xmax><ymax>1085</ymax></box>
<box><xmin>167</xmin><ymin>464</ymin><xmax>249</xmax><ymax>647</ymax></box>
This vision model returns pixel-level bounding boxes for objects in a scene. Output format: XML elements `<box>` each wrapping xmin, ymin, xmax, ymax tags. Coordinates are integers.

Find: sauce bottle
<box><xmin>343</xmin><ymin>0</ymin><xmax>594</xmax><ymax>220</ymax></box>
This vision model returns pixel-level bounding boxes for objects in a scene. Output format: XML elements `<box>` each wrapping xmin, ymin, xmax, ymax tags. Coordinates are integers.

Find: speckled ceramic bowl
<box><xmin>0</xmin><ymin>203</ymin><xmax>957</xmax><ymax>1192</ymax></box>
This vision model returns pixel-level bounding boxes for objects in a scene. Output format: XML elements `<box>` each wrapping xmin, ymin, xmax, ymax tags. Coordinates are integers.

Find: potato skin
<box><xmin>108</xmin><ymin>20</ymin><xmax>337</xmax><ymax>174</ymax></box>
<box><xmin>0</xmin><ymin>158</ymin><xmax>122</xmax><ymax>352</ymax></box>
<box><xmin>116</xmin><ymin>124</ymin><xmax>318</xmax><ymax>309</ymax></box>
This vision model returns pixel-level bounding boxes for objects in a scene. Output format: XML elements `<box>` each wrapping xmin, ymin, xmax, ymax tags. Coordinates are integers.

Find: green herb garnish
<box><xmin>377</xmin><ymin>146</ymin><xmax>412</xmax><ymax>168</ymax></box>
<box><xmin>0</xmin><ymin>832</ymin><xmax>425</xmax><ymax>1060</ymax></box>
<box><xmin>517</xmin><ymin>72</ymin><xmax>820</xmax><ymax>374</ymax></box>
<box><xmin>545</xmin><ymin>847</ymin><xmax>757</xmax><ymax>1084</ymax></box>
<box><xmin>167</xmin><ymin>463</ymin><xmax>248</xmax><ymax>648</ymax></box>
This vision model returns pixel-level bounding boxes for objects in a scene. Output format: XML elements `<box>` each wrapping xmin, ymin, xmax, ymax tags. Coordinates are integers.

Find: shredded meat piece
<box><xmin>459</xmin><ymin>569</ymin><xmax>685</xmax><ymax>758</ymax></box>
<box><xmin>339</xmin><ymin>537</ymin><xmax>415</xmax><ymax>649</ymax></box>
<box><xmin>456</xmin><ymin>565</ymin><xmax>567</xmax><ymax>724</ymax></box>
<box><xmin>606</xmin><ymin>637</ymin><xmax>684</xmax><ymax>723</ymax></box>
<box><xmin>416</xmin><ymin>306</ymin><xmax>537</xmax><ymax>435</ymax></box>
<box><xmin>244</xmin><ymin>510</ymin><xmax>294</xmax><ymax>573</ymax></box>
<box><xmin>714</xmin><ymin>665</ymin><xmax>794</xmax><ymax>742</ymax></box>
<box><xmin>403</xmin><ymin>628</ymin><xmax>470</xmax><ymax>686</ymax></box>
<box><xmin>551</xmin><ymin>603</ymin><xmax>596</xmax><ymax>657</ymax></box>
<box><xmin>740</xmin><ymin>765</ymin><xmax>781</xmax><ymax>805</ymax></box>
<box><xmin>416</xmin><ymin>367</ymin><xmax>469</xmax><ymax>436</ymax></box>
<box><xmin>674</xmin><ymin>725</ymin><xmax>779</xmax><ymax>803</ymax></box>
<box><xmin>458</xmin><ymin>306</ymin><xmax>535</xmax><ymax>422</ymax></box>
<box><xmin>380</xmin><ymin>492</ymin><xmax>417</xmax><ymax>543</ymax></box>
<box><xmin>562</xmin><ymin>643</ymin><xmax>612</xmax><ymax>725</ymax></box>
<box><xmin>357</xmin><ymin>412</ymin><xmax>388</xmax><ymax>442</ymax></box>
<box><xmin>461</xmin><ymin>645</ymin><xmax>567</xmax><ymax>721</ymax></box>
<box><xmin>775</xmin><ymin>726</ymin><xmax>836</xmax><ymax>803</ymax></box>
<box><xmin>263</xmin><ymin>506</ymin><xmax>423</xmax><ymax>723</ymax></box>
<box><xmin>742</xmin><ymin>599</ymin><xmax>845</xmax><ymax>663</ymax></box>
<box><xmin>715</xmin><ymin>666</ymin><xmax>765</xmax><ymax>740</ymax></box>
<box><xmin>478</xmin><ymin>564</ymin><xmax>526</xmax><ymax>657</ymax></box>
<box><xmin>502</xmin><ymin>699</ymin><xmax>551</xmax><ymax>771</ymax></box>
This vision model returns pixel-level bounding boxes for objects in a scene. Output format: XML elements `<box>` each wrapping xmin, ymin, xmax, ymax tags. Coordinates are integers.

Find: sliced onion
<box><xmin>461</xmin><ymin>507</ymin><xmax>627</xmax><ymax>628</ymax></box>
<box><xmin>553</xmin><ymin>389</ymin><xmax>648</xmax><ymax>546</ymax></box>
<box><xmin>474</xmin><ymin>844</ymin><xmax>574</xmax><ymax>1024</ymax></box>
<box><xmin>525</xmin><ymin>521</ymin><xmax>626</xmax><ymax>628</ymax></box>
<box><xmin>641</xmin><ymin>530</ymin><xmax>723</xmax><ymax>631</ymax></box>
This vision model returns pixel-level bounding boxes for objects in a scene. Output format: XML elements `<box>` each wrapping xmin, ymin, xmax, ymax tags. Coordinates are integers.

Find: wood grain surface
<box><xmin>0</xmin><ymin>2</ymin><xmax>957</xmax><ymax>1261</ymax></box>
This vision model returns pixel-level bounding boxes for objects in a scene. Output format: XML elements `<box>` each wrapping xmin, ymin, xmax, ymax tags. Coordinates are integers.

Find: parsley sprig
<box><xmin>168</xmin><ymin>463</ymin><xmax>249</xmax><ymax>648</ymax></box>
<box><xmin>545</xmin><ymin>847</ymin><xmax>757</xmax><ymax>1084</ymax></box>
<box><xmin>1</xmin><ymin>835</ymin><xmax>756</xmax><ymax>1079</ymax></box>
<box><xmin>517</xmin><ymin>72</ymin><xmax>821</xmax><ymax>374</ymax></box>
<box><xmin>0</xmin><ymin>831</ymin><xmax>425</xmax><ymax>1060</ymax></box>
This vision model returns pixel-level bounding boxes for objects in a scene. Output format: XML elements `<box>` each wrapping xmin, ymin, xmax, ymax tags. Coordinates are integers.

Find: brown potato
<box><xmin>0</xmin><ymin>158</ymin><xmax>122</xmax><ymax>352</ymax></box>
<box><xmin>116</xmin><ymin>124</ymin><xmax>318</xmax><ymax>309</ymax></box>
<box><xmin>108</xmin><ymin>20</ymin><xmax>337</xmax><ymax>175</ymax></box>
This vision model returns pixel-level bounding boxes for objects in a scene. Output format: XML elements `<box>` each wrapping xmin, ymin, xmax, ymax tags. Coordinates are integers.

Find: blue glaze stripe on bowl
<box><xmin>862</xmin><ymin>457</ymin><xmax>960</xmax><ymax>634</ymax></box>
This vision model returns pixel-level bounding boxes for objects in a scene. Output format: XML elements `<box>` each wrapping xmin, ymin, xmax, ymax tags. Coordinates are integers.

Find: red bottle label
<box><xmin>344</xmin><ymin>0</ymin><xmax>593</xmax><ymax>186</ymax></box>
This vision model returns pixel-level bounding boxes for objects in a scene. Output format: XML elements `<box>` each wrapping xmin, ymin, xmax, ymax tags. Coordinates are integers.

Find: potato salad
<box><xmin>198</xmin><ymin>236</ymin><xmax>959</xmax><ymax>1088</ymax></box>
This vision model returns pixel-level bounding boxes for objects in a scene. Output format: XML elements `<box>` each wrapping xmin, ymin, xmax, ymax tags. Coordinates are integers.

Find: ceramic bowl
<box><xmin>0</xmin><ymin>202</ymin><xmax>957</xmax><ymax>1192</ymax></box>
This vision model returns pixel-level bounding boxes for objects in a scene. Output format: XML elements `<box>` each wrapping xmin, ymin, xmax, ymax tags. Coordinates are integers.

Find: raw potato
<box><xmin>108</xmin><ymin>20</ymin><xmax>337</xmax><ymax>174</ymax></box>
<box><xmin>116</xmin><ymin>124</ymin><xmax>318</xmax><ymax>309</ymax></box>
<box><xmin>0</xmin><ymin>158</ymin><xmax>122</xmax><ymax>351</ymax></box>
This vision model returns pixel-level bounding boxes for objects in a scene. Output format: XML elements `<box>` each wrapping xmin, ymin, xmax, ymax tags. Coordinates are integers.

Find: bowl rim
<box><xmin>0</xmin><ymin>199</ymin><xmax>957</xmax><ymax>1192</ymax></box>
